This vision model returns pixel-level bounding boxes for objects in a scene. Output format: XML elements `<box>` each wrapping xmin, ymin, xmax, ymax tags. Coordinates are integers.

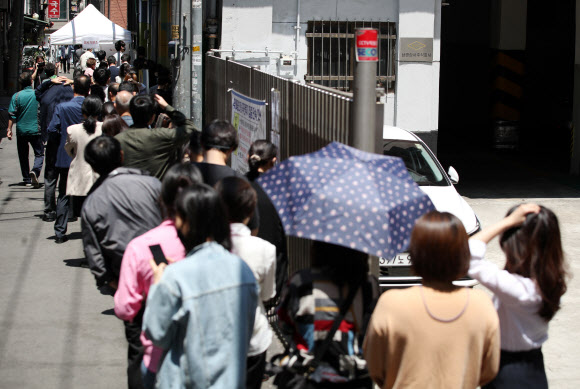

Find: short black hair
<box><xmin>19</xmin><ymin>72</ymin><xmax>32</xmax><ymax>88</ymax></box>
<box><xmin>102</xmin><ymin>101</ymin><xmax>117</xmax><ymax>118</ymax></box>
<box><xmin>44</xmin><ymin>63</ymin><xmax>56</xmax><ymax>78</ymax></box>
<box><xmin>161</xmin><ymin>163</ymin><xmax>203</xmax><ymax>219</ymax></box>
<box><xmin>201</xmin><ymin>119</ymin><xmax>238</xmax><ymax>151</ymax></box>
<box><xmin>107</xmin><ymin>55</ymin><xmax>117</xmax><ymax>65</ymax></box>
<box><xmin>93</xmin><ymin>68</ymin><xmax>111</xmax><ymax>86</ymax></box>
<box><xmin>74</xmin><ymin>75</ymin><xmax>91</xmax><ymax>96</ymax></box>
<box><xmin>89</xmin><ymin>84</ymin><xmax>106</xmax><ymax>103</ymax></box>
<box><xmin>215</xmin><ymin>176</ymin><xmax>257</xmax><ymax>223</ymax></box>
<box><xmin>85</xmin><ymin>135</ymin><xmax>123</xmax><ymax>176</ymax></box>
<box><xmin>118</xmin><ymin>81</ymin><xmax>137</xmax><ymax>94</ymax></box>
<box><xmin>114</xmin><ymin>40</ymin><xmax>126</xmax><ymax>52</ymax></box>
<box><xmin>129</xmin><ymin>95</ymin><xmax>155</xmax><ymax>127</ymax></box>
<box><xmin>121</xmin><ymin>53</ymin><xmax>131</xmax><ymax>64</ymax></box>
<box><xmin>108</xmin><ymin>82</ymin><xmax>119</xmax><ymax>98</ymax></box>
<box><xmin>175</xmin><ymin>184</ymin><xmax>231</xmax><ymax>252</ymax></box>
<box><xmin>96</xmin><ymin>50</ymin><xmax>107</xmax><ymax>61</ymax></box>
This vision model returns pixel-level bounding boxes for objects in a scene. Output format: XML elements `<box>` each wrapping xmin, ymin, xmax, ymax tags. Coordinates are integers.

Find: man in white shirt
<box><xmin>79</xmin><ymin>49</ymin><xmax>95</xmax><ymax>72</ymax></box>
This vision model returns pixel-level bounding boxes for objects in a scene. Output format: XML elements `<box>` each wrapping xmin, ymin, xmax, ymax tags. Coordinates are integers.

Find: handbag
<box><xmin>270</xmin><ymin>275</ymin><xmax>365</xmax><ymax>389</ymax></box>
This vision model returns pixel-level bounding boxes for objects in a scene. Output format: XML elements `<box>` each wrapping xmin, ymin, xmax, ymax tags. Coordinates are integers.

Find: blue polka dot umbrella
<box><xmin>257</xmin><ymin>142</ymin><xmax>435</xmax><ymax>258</ymax></box>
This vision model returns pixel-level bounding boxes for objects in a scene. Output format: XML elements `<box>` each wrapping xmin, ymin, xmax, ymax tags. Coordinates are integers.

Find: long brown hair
<box><xmin>500</xmin><ymin>205</ymin><xmax>567</xmax><ymax>321</ymax></box>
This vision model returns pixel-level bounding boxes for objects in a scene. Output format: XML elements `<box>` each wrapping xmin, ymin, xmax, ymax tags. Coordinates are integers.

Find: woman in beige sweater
<box><xmin>363</xmin><ymin>211</ymin><xmax>500</xmax><ymax>389</ymax></box>
<box><xmin>64</xmin><ymin>95</ymin><xmax>102</xmax><ymax>217</ymax></box>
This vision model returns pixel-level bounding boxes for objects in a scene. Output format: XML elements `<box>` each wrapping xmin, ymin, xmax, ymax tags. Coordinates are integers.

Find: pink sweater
<box><xmin>114</xmin><ymin>219</ymin><xmax>186</xmax><ymax>372</ymax></box>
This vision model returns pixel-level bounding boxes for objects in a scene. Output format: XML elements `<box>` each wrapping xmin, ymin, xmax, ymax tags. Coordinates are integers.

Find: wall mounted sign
<box><xmin>355</xmin><ymin>28</ymin><xmax>379</xmax><ymax>62</ymax></box>
<box><xmin>48</xmin><ymin>0</ymin><xmax>60</xmax><ymax>19</ymax></box>
<box><xmin>399</xmin><ymin>38</ymin><xmax>433</xmax><ymax>62</ymax></box>
<box><xmin>172</xmin><ymin>25</ymin><xmax>180</xmax><ymax>40</ymax></box>
<box><xmin>231</xmin><ymin>90</ymin><xmax>267</xmax><ymax>174</ymax></box>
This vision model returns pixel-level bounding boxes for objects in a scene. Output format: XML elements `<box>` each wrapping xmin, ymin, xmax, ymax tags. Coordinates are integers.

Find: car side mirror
<box><xmin>448</xmin><ymin>166</ymin><xmax>459</xmax><ymax>184</ymax></box>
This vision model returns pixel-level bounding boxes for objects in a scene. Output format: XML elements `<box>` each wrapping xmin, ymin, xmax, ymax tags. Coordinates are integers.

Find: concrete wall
<box><xmin>220</xmin><ymin>0</ymin><xmax>442</xmax><ymax>143</ymax></box>
<box><xmin>395</xmin><ymin>0</ymin><xmax>440</xmax><ymax>136</ymax></box>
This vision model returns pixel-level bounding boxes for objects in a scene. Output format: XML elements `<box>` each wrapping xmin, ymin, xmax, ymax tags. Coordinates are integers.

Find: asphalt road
<box><xmin>0</xmin><ymin>133</ymin><xmax>579</xmax><ymax>388</ymax></box>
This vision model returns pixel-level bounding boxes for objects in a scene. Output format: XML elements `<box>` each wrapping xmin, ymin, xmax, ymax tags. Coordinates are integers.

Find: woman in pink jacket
<box><xmin>114</xmin><ymin>163</ymin><xmax>202</xmax><ymax>389</ymax></box>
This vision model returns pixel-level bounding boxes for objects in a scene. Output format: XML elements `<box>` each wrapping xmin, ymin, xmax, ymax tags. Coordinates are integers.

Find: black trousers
<box><xmin>483</xmin><ymin>348</ymin><xmax>548</xmax><ymax>389</ymax></box>
<box><xmin>124</xmin><ymin>307</ymin><xmax>145</xmax><ymax>389</ymax></box>
<box><xmin>246</xmin><ymin>351</ymin><xmax>267</xmax><ymax>389</ymax></box>
<box><xmin>60</xmin><ymin>57</ymin><xmax>69</xmax><ymax>73</ymax></box>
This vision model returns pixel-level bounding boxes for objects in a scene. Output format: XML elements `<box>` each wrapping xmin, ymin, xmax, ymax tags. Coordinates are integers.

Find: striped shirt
<box><xmin>277</xmin><ymin>268</ymin><xmax>379</xmax><ymax>382</ymax></box>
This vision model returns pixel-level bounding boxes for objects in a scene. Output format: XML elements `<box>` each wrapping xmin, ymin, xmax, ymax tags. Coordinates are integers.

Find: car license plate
<box><xmin>379</xmin><ymin>253</ymin><xmax>412</xmax><ymax>267</ymax></box>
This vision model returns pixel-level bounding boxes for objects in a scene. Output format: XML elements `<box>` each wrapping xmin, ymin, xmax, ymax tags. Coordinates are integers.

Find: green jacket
<box><xmin>115</xmin><ymin>106</ymin><xmax>197</xmax><ymax>180</ymax></box>
<box><xmin>8</xmin><ymin>86</ymin><xmax>39</xmax><ymax>136</ymax></box>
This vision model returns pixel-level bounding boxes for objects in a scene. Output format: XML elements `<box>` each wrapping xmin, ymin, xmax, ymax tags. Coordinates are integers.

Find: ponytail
<box><xmin>83</xmin><ymin>115</ymin><xmax>97</xmax><ymax>135</ymax></box>
<box><xmin>81</xmin><ymin>95</ymin><xmax>103</xmax><ymax>135</ymax></box>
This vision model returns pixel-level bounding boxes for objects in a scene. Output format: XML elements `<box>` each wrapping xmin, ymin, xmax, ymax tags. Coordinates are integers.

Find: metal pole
<box><xmin>173</xmin><ymin>0</ymin><xmax>191</xmax><ymax>118</ymax></box>
<box><xmin>6</xmin><ymin>0</ymin><xmax>24</xmax><ymax>93</ymax></box>
<box><xmin>351</xmin><ymin>28</ymin><xmax>379</xmax><ymax>277</ymax></box>
<box><xmin>191</xmin><ymin>0</ymin><xmax>202</xmax><ymax>127</ymax></box>
<box><xmin>351</xmin><ymin>28</ymin><xmax>377</xmax><ymax>153</ymax></box>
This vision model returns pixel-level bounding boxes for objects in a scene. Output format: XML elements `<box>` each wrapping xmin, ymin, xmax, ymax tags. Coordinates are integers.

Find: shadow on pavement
<box><xmin>101</xmin><ymin>308</ymin><xmax>115</xmax><ymax>316</ymax></box>
<box><xmin>67</xmin><ymin>231</ymin><xmax>82</xmax><ymax>240</ymax></box>
<box><xmin>63</xmin><ymin>258</ymin><xmax>89</xmax><ymax>268</ymax></box>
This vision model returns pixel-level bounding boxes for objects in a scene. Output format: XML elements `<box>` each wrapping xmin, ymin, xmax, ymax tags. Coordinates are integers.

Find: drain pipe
<box><xmin>293</xmin><ymin>0</ymin><xmax>301</xmax><ymax>76</ymax></box>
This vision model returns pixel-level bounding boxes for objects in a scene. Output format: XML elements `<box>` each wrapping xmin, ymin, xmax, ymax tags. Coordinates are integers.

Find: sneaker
<box><xmin>29</xmin><ymin>171</ymin><xmax>40</xmax><ymax>188</ymax></box>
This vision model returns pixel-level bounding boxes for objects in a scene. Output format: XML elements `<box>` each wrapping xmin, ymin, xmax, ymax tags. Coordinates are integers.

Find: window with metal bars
<box><xmin>305</xmin><ymin>20</ymin><xmax>397</xmax><ymax>92</ymax></box>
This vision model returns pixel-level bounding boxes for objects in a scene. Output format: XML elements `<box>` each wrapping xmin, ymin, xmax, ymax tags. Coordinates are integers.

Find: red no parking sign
<box><xmin>355</xmin><ymin>28</ymin><xmax>379</xmax><ymax>62</ymax></box>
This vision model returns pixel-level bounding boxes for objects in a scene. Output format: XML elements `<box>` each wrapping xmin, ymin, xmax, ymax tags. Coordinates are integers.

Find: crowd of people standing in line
<box><xmin>2</xmin><ymin>50</ymin><xmax>570</xmax><ymax>389</ymax></box>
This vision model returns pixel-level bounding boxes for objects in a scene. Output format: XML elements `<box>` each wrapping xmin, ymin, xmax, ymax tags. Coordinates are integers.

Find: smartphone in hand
<box><xmin>149</xmin><ymin>244</ymin><xmax>168</xmax><ymax>265</ymax></box>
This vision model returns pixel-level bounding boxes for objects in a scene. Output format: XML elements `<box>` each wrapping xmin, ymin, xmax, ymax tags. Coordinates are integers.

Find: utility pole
<box><xmin>171</xmin><ymin>0</ymin><xmax>202</xmax><ymax>129</ymax></box>
<box><xmin>172</xmin><ymin>0</ymin><xmax>191</xmax><ymax>118</ymax></box>
<box><xmin>6</xmin><ymin>0</ymin><xmax>24</xmax><ymax>93</ymax></box>
<box><xmin>352</xmin><ymin>28</ymin><xmax>378</xmax><ymax>153</ymax></box>
<box><xmin>352</xmin><ymin>28</ymin><xmax>379</xmax><ymax>276</ymax></box>
<box><xmin>191</xmin><ymin>0</ymin><xmax>202</xmax><ymax>128</ymax></box>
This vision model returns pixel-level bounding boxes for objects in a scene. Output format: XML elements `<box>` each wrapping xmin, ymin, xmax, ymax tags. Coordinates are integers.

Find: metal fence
<box><xmin>205</xmin><ymin>53</ymin><xmax>355</xmax><ymax>274</ymax></box>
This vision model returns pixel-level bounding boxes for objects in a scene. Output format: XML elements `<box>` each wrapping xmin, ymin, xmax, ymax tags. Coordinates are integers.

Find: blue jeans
<box><xmin>17</xmin><ymin>134</ymin><xmax>44</xmax><ymax>183</ymax></box>
<box><xmin>43</xmin><ymin>139</ymin><xmax>58</xmax><ymax>217</ymax></box>
<box><xmin>54</xmin><ymin>167</ymin><xmax>69</xmax><ymax>238</ymax></box>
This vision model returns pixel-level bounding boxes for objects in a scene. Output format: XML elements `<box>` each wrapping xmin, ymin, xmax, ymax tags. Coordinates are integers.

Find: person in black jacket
<box><xmin>246</xmin><ymin>140</ymin><xmax>288</xmax><ymax>300</ymax></box>
<box><xmin>35</xmin><ymin>73</ymin><xmax>74</xmax><ymax>221</ymax></box>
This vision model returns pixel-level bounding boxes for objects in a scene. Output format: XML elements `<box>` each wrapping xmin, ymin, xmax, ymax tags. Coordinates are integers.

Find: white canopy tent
<box><xmin>49</xmin><ymin>4</ymin><xmax>132</xmax><ymax>47</ymax></box>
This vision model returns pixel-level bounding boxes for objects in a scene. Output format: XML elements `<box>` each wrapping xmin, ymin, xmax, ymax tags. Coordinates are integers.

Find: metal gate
<box><xmin>205</xmin><ymin>53</ymin><xmax>355</xmax><ymax>274</ymax></box>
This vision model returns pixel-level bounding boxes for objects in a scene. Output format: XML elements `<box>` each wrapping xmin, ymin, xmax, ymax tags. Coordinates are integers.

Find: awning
<box><xmin>23</xmin><ymin>16</ymin><xmax>50</xmax><ymax>26</ymax></box>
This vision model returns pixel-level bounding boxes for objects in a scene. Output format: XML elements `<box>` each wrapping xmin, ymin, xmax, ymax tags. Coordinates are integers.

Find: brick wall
<box><xmin>104</xmin><ymin>0</ymin><xmax>128</xmax><ymax>29</ymax></box>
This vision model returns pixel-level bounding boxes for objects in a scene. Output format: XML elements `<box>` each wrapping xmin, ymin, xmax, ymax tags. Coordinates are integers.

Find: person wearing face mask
<box><xmin>82</xmin><ymin>135</ymin><xmax>162</xmax><ymax>292</ymax></box>
<box><xmin>143</xmin><ymin>183</ymin><xmax>259</xmax><ymax>389</ymax></box>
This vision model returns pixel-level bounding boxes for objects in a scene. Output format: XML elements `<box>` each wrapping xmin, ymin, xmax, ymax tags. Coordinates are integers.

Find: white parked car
<box><xmin>380</xmin><ymin>126</ymin><xmax>480</xmax><ymax>288</ymax></box>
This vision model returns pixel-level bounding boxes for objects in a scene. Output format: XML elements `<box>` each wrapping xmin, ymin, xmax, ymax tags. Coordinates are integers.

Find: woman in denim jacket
<box><xmin>143</xmin><ymin>184</ymin><xmax>259</xmax><ymax>388</ymax></box>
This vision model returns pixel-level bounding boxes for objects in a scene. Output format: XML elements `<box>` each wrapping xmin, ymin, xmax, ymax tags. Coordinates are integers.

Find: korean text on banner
<box><xmin>83</xmin><ymin>37</ymin><xmax>100</xmax><ymax>50</ymax></box>
<box><xmin>48</xmin><ymin>0</ymin><xmax>60</xmax><ymax>19</ymax></box>
<box><xmin>231</xmin><ymin>90</ymin><xmax>267</xmax><ymax>174</ymax></box>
